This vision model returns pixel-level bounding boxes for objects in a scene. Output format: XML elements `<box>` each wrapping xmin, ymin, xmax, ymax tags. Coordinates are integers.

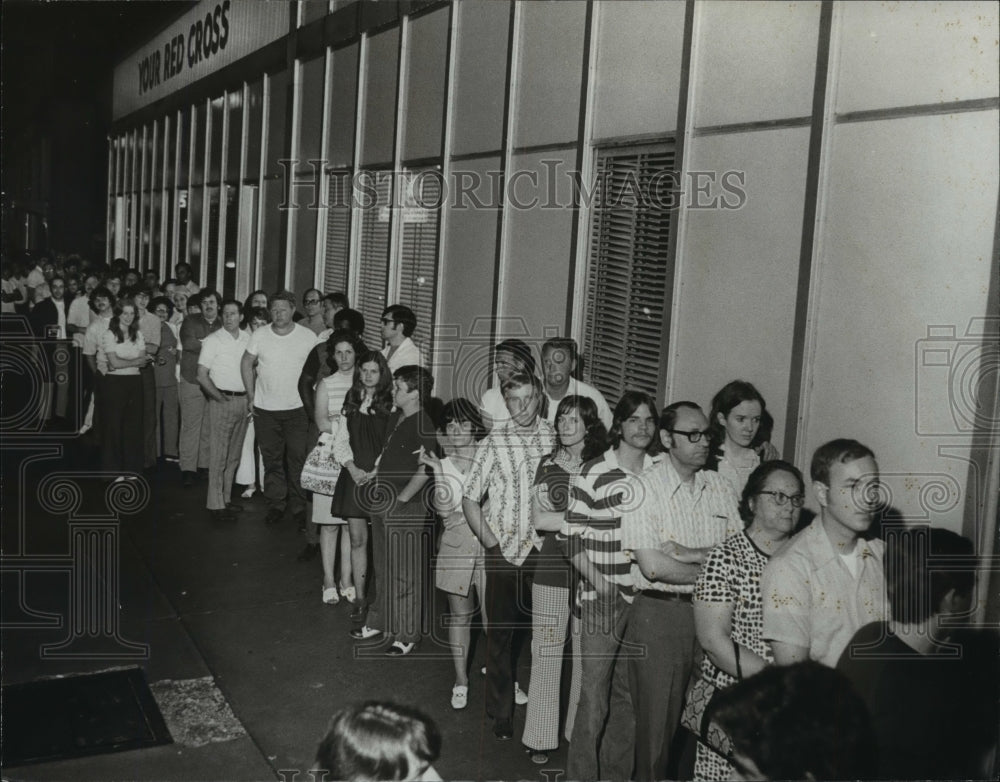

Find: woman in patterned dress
<box><xmin>692</xmin><ymin>460</ymin><xmax>805</xmax><ymax>780</ymax></box>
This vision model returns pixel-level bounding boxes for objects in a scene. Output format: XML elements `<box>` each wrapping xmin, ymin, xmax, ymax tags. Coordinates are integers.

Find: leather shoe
<box><xmin>296</xmin><ymin>543</ymin><xmax>320</xmax><ymax>562</ymax></box>
<box><xmin>226</xmin><ymin>503</ymin><xmax>243</xmax><ymax>513</ymax></box>
<box><xmin>210</xmin><ymin>509</ymin><xmax>236</xmax><ymax>523</ymax></box>
<box><xmin>182</xmin><ymin>471</ymin><xmax>194</xmax><ymax>488</ymax></box>
<box><xmin>264</xmin><ymin>508</ymin><xmax>284</xmax><ymax>526</ymax></box>
<box><xmin>493</xmin><ymin>719</ymin><xmax>513</xmax><ymax>741</ymax></box>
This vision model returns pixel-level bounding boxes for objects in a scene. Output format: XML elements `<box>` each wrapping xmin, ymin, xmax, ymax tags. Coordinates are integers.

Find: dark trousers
<box><xmin>140</xmin><ymin>366</ymin><xmax>156</xmax><ymax>467</ymax></box>
<box><xmin>254</xmin><ymin>405</ymin><xmax>309</xmax><ymax>515</ymax></box>
<box><xmin>101</xmin><ymin>374</ymin><xmax>144</xmax><ymax>474</ymax></box>
<box><xmin>568</xmin><ymin>592</ymin><xmax>636</xmax><ymax>782</ymax></box>
<box><xmin>484</xmin><ymin>547</ymin><xmax>535</xmax><ymax>723</ymax></box>
<box><xmin>626</xmin><ymin>594</ymin><xmax>699</xmax><ymax>782</ymax></box>
<box><xmin>367</xmin><ymin>500</ymin><xmax>431</xmax><ymax>644</ymax></box>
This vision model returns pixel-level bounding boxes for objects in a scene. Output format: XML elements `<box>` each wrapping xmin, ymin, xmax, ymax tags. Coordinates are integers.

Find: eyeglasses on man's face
<box><xmin>668</xmin><ymin>428</ymin><xmax>711</xmax><ymax>444</ymax></box>
<box><xmin>304</xmin><ymin>298</ymin><xmax>320</xmax><ymax>306</ymax></box>
<box><xmin>381</xmin><ymin>318</ymin><xmax>395</xmax><ymax>326</ymax></box>
<box><xmin>758</xmin><ymin>490</ymin><xmax>805</xmax><ymax>507</ymax></box>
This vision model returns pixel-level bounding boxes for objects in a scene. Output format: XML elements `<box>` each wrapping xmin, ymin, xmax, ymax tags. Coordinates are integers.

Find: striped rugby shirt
<box><xmin>560</xmin><ymin>448</ymin><xmax>663</xmax><ymax>600</ymax></box>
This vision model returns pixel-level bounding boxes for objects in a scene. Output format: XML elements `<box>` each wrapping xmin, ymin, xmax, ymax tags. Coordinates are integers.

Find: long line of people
<box><xmin>10</xmin><ymin>250</ymin><xmax>996</xmax><ymax>781</ymax></box>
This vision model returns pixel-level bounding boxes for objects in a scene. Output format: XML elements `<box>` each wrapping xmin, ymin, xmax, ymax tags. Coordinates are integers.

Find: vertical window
<box><xmin>323</xmin><ymin>169</ymin><xmax>352</xmax><ymax>297</ymax></box>
<box><xmin>582</xmin><ymin>143</ymin><xmax>675</xmax><ymax>401</ymax></box>
<box><xmin>354</xmin><ymin>170</ymin><xmax>392</xmax><ymax>347</ymax></box>
<box><xmin>394</xmin><ymin>168</ymin><xmax>442</xmax><ymax>353</ymax></box>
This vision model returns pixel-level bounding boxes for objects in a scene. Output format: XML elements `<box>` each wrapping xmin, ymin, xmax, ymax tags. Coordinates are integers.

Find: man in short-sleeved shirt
<box><xmin>241</xmin><ymin>292</ymin><xmax>318</xmax><ymax>526</ymax></box>
<box><xmin>198</xmin><ymin>300</ymin><xmax>250</xmax><ymax>520</ymax></box>
<box><xmin>462</xmin><ymin>372</ymin><xmax>555</xmax><ymax>740</ymax></box>
<box><xmin>762</xmin><ymin>438</ymin><xmax>885</xmax><ymax>668</ymax></box>
<box><xmin>619</xmin><ymin>401</ymin><xmax>741</xmax><ymax>782</ymax></box>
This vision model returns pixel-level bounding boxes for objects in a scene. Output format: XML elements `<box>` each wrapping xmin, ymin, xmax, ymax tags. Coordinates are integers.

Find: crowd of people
<box><xmin>5</xmin><ymin>251</ymin><xmax>997</xmax><ymax>781</ymax></box>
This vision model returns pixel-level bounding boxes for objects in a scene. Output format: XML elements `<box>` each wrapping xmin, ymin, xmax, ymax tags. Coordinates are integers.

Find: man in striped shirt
<box><xmin>563</xmin><ymin>391</ymin><xmax>662</xmax><ymax>782</ymax></box>
<box><xmin>620</xmin><ymin>401</ymin><xmax>742</xmax><ymax>781</ymax></box>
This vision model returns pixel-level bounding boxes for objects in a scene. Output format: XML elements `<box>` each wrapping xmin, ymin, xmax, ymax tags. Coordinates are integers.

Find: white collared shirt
<box><xmin>620</xmin><ymin>458</ymin><xmax>742</xmax><ymax>593</ymax></box>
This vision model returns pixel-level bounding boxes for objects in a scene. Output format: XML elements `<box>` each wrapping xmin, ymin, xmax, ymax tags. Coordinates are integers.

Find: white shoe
<box><xmin>241</xmin><ymin>485</ymin><xmax>256</xmax><ymax>499</ymax></box>
<box><xmin>515</xmin><ymin>682</ymin><xmax>528</xmax><ymax>706</ymax></box>
<box><xmin>340</xmin><ymin>585</ymin><xmax>357</xmax><ymax>604</ymax></box>
<box><xmin>451</xmin><ymin>684</ymin><xmax>468</xmax><ymax>710</ymax></box>
<box><xmin>323</xmin><ymin>586</ymin><xmax>340</xmax><ymax>605</ymax></box>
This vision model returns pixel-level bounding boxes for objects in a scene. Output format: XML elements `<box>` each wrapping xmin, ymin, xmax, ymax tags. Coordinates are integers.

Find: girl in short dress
<box><xmin>331</xmin><ymin>350</ymin><xmax>394</xmax><ymax>623</ymax></box>
<box><xmin>418</xmin><ymin>399</ymin><xmax>487</xmax><ymax>710</ymax></box>
<box><xmin>313</xmin><ymin>329</ymin><xmax>364</xmax><ymax>605</ymax></box>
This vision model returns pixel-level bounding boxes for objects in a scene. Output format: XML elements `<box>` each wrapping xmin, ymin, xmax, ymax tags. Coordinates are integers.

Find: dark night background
<box><xmin>2</xmin><ymin>1</ymin><xmax>196</xmax><ymax>260</ymax></box>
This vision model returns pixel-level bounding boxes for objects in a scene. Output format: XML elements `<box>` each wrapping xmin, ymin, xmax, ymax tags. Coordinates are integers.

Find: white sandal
<box><xmin>322</xmin><ymin>586</ymin><xmax>339</xmax><ymax>605</ymax></box>
<box><xmin>451</xmin><ymin>684</ymin><xmax>468</xmax><ymax>710</ymax></box>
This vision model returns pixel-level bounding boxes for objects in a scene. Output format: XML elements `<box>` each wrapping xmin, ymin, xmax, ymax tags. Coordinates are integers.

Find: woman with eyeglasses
<box><xmin>691</xmin><ymin>460</ymin><xmax>805</xmax><ymax>780</ymax></box>
<box><xmin>707</xmin><ymin>380</ymin><xmax>780</xmax><ymax>495</ymax></box>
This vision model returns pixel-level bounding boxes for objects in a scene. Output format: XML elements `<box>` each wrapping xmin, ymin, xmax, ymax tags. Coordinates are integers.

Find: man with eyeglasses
<box><xmin>619</xmin><ymin>401</ymin><xmax>741</xmax><ymax>782</ymax></box>
<box><xmin>762</xmin><ymin>438</ymin><xmax>884</xmax><ymax>668</ymax></box>
<box><xmin>299</xmin><ymin>288</ymin><xmax>326</xmax><ymax>336</ymax></box>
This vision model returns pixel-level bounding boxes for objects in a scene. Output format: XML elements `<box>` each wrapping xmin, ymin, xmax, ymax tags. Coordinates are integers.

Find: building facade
<box><xmin>111</xmin><ymin>0</ymin><xmax>999</xmax><ymax>605</ymax></box>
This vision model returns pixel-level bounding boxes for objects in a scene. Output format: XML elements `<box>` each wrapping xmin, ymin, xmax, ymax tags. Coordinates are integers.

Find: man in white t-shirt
<box><xmin>241</xmin><ymin>291</ymin><xmax>318</xmax><ymax>527</ymax></box>
<box><xmin>540</xmin><ymin>337</ymin><xmax>613</xmax><ymax>430</ymax></box>
<box><xmin>380</xmin><ymin>304</ymin><xmax>423</xmax><ymax>371</ymax></box>
<box><xmin>199</xmin><ymin>299</ymin><xmax>251</xmax><ymax>523</ymax></box>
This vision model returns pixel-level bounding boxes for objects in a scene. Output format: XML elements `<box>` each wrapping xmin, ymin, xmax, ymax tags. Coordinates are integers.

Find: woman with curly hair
<box><xmin>312</xmin><ymin>329</ymin><xmax>366</xmax><ymax>604</ymax></box>
<box><xmin>691</xmin><ymin>460</ymin><xmax>805</xmax><ymax>780</ymax></box>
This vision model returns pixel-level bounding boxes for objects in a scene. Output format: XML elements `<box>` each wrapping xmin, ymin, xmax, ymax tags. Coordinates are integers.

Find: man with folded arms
<box><xmin>620</xmin><ymin>401</ymin><xmax>741</xmax><ymax>781</ymax></box>
<box><xmin>198</xmin><ymin>299</ymin><xmax>251</xmax><ymax>523</ymax></box>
